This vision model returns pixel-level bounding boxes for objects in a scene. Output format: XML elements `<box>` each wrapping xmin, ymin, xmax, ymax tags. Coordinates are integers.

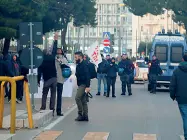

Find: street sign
<box><xmin>103</xmin><ymin>47</ymin><xmax>110</xmax><ymax>53</ymax></box>
<box><xmin>20</xmin><ymin>46</ymin><xmax>44</xmax><ymax>69</ymax></box>
<box><xmin>103</xmin><ymin>39</ymin><xmax>110</xmax><ymax>46</ymax></box>
<box><xmin>19</xmin><ymin>22</ymin><xmax>43</xmax><ymax>45</ymax></box>
<box><xmin>103</xmin><ymin>32</ymin><xmax>111</xmax><ymax>40</ymax></box>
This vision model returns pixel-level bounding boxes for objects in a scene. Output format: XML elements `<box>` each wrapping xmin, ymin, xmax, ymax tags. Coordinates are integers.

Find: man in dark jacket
<box><xmin>38</xmin><ymin>49</ymin><xmax>57</xmax><ymax>112</ymax></box>
<box><xmin>96</xmin><ymin>54</ymin><xmax>108</xmax><ymax>96</ymax></box>
<box><xmin>170</xmin><ymin>54</ymin><xmax>187</xmax><ymax>140</ymax></box>
<box><xmin>106</xmin><ymin>57</ymin><xmax>118</xmax><ymax>98</ymax></box>
<box><xmin>75</xmin><ymin>51</ymin><xmax>90</xmax><ymax>121</ymax></box>
<box><xmin>149</xmin><ymin>55</ymin><xmax>162</xmax><ymax>94</ymax></box>
<box><xmin>118</xmin><ymin>54</ymin><xmax>134</xmax><ymax>96</ymax></box>
<box><xmin>0</xmin><ymin>53</ymin><xmax>13</xmax><ymax>77</ymax></box>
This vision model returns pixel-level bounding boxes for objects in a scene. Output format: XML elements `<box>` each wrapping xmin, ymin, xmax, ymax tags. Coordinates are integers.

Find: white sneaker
<box><xmin>16</xmin><ymin>99</ymin><xmax>22</xmax><ymax>104</ymax></box>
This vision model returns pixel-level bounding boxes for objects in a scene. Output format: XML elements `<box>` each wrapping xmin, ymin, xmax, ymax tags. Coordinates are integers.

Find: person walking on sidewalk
<box><xmin>170</xmin><ymin>54</ymin><xmax>187</xmax><ymax>140</ymax></box>
<box><xmin>106</xmin><ymin>57</ymin><xmax>118</xmax><ymax>98</ymax></box>
<box><xmin>96</xmin><ymin>54</ymin><xmax>108</xmax><ymax>96</ymax></box>
<box><xmin>74</xmin><ymin>51</ymin><xmax>90</xmax><ymax>121</ymax></box>
<box><xmin>118</xmin><ymin>54</ymin><xmax>134</xmax><ymax>96</ymax></box>
<box><xmin>38</xmin><ymin>48</ymin><xmax>57</xmax><ymax>114</ymax></box>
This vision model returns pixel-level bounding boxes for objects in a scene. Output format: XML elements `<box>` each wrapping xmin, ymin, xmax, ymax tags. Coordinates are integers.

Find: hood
<box><xmin>11</xmin><ymin>54</ymin><xmax>17</xmax><ymax>62</ymax></box>
<box><xmin>179</xmin><ymin>62</ymin><xmax>187</xmax><ymax>73</ymax></box>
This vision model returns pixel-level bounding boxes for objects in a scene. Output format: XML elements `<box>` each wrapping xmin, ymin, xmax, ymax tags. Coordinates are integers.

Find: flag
<box><xmin>87</xmin><ymin>41</ymin><xmax>102</xmax><ymax>67</ymax></box>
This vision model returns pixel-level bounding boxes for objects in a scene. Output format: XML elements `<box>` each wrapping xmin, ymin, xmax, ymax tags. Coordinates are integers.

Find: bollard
<box><xmin>0</xmin><ymin>81</ymin><xmax>5</xmax><ymax>128</ymax></box>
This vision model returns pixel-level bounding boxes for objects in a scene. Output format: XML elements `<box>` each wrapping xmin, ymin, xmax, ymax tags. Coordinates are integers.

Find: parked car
<box><xmin>134</xmin><ymin>60</ymin><xmax>148</xmax><ymax>82</ymax></box>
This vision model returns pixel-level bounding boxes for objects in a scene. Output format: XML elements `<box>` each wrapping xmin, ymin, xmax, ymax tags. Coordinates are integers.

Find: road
<box><xmin>40</xmin><ymin>79</ymin><xmax>184</xmax><ymax>140</ymax></box>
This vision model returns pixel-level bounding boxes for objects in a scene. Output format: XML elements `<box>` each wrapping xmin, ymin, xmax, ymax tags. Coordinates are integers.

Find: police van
<box><xmin>148</xmin><ymin>30</ymin><xmax>187</xmax><ymax>90</ymax></box>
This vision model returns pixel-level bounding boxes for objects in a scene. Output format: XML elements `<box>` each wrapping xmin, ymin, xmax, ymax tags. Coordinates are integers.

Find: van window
<box><xmin>171</xmin><ymin>45</ymin><xmax>183</xmax><ymax>63</ymax></box>
<box><xmin>155</xmin><ymin>45</ymin><xmax>167</xmax><ymax>62</ymax></box>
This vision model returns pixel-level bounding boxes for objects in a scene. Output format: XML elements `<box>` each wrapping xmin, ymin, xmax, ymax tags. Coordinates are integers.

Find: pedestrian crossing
<box><xmin>32</xmin><ymin>131</ymin><xmax>184</xmax><ymax>140</ymax></box>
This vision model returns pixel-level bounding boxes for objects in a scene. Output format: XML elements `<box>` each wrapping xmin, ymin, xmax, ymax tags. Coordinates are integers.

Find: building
<box><xmin>132</xmin><ymin>10</ymin><xmax>186</xmax><ymax>56</ymax></box>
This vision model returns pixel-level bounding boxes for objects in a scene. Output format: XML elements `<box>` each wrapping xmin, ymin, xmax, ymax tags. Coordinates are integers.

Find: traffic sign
<box><xmin>103</xmin><ymin>47</ymin><xmax>110</xmax><ymax>54</ymax></box>
<box><xmin>103</xmin><ymin>32</ymin><xmax>110</xmax><ymax>40</ymax></box>
<box><xmin>20</xmin><ymin>46</ymin><xmax>43</xmax><ymax>69</ymax></box>
<box><xmin>103</xmin><ymin>39</ymin><xmax>110</xmax><ymax>46</ymax></box>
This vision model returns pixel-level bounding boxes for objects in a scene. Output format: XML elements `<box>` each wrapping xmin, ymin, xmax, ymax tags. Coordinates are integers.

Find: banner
<box><xmin>87</xmin><ymin>41</ymin><xmax>102</xmax><ymax>67</ymax></box>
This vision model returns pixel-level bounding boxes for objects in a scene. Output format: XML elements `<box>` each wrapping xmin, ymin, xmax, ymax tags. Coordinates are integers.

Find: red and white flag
<box><xmin>87</xmin><ymin>41</ymin><xmax>102</xmax><ymax>67</ymax></box>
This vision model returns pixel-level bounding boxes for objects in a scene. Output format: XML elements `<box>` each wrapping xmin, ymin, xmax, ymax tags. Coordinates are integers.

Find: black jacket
<box><xmin>118</xmin><ymin>59</ymin><xmax>134</xmax><ymax>75</ymax></box>
<box><xmin>38</xmin><ymin>54</ymin><xmax>57</xmax><ymax>83</ymax></box>
<box><xmin>149</xmin><ymin>59</ymin><xmax>161</xmax><ymax>75</ymax></box>
<box><xmin>170</xmin><ymin>62</ymin><xmax>187</xmax><ymax>104</ymax></box>
<box><xmin>97</xmin><ymin>59</ymin><xmax>108</xmax><ymax>74</ymax></box>
<box><xmin>0</xmin><ymin>57</ymin><xmax>13</xmax><ymax>77</ymax></box>
<box><xmin>106</xmin><ymin>62</ymin><xmax>118</xmax><ymax>78</ymax></box>
<box><xmin>75</xmin><ymin>60</ymin><xmax>90</xmax><ymax>88</ymax></box>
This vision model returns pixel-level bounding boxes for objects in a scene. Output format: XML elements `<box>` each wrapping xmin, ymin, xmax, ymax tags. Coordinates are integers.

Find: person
<box><xmin>106</xmin><ymin>57</ymin><xmax>118</xmax><ymax>98</ymax></box>
<box><xmin>74</xmin><ymin>51</ymin><xmax>90</xmax><ymax>121</ymax></box>
<box><xmin>106</xmin><ymin>54</ymin><xmax>111</xmax><ymax>63</ymax></box>
<box><xmin>0</xmin><ymin>53</ymin><xmax>13</xmax><ymax>77</ymax></box>
<box><xmin>149</xmin><ymin>55</ymin><xmax>162</xmax><ymax>94</ymax></box>
<box><xmin>38</xmin><ymin>48</ymin><xmax>57</xmax><ymax>114</ymax></box>
<box><xmin>118</xmin><ymin>54</ymin><xmax>134</xmax><ymax>96</ymax></box>
<box><xmin>54</xmin><ymin>47</ymin><xmax>68</xmax><ymax>116</ymax></box>
<box><xmin>170</xmin><ymin>54</ymin><xmax>187</xmax><ymax>140</ymax></box>
<box><xmin>96</xmin><ymin>54</ymin><xmax>108</xmax><ymax>96</ymax></box>
<box><xmin>8</xmin><ymin>54</ymin><xmax>22</xmax><ymax>103</ymax></box>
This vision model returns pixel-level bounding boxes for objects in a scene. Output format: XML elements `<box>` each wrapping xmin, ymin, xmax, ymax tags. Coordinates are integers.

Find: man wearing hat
<box><xmin>118</xmin><ymin>53</ymin><xmax>134</xmax><ymax>96</ymax></box>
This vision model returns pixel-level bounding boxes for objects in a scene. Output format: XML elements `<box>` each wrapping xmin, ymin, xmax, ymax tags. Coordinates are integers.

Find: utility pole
<box><xmin>83</xmin><ymin>26</ymin><xmax>86</xmax><ymax>53</ymax></box>
<box><xmin>118</xmin><ymin>27</ymin><xmax>122</xmax><ymax>56</ymax></box>
<box><xmin>136</xmin><ymin>29</ymin><xmax>138</xmax><ymax>58</ymax></box>
<box><xmin>77</xmin><ymin>27</ymin><xmax>80</xmax><ymax>48</ymax></box>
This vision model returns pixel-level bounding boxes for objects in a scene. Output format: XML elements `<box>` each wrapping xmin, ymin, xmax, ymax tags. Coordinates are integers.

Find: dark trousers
<box><xmin>107</xmin><ymin>77</ymin><xmax>116</xmax><ymax>96</ymax></box>
<box><xmin>122</xmin><ymin>81</ymin><xmax>131</xmax><ymax>94</ymax></box>
<box><xmin>56</xmin><ymin>83</ymin><xmax>63</xmax><ymax>114</ymax></box>
<box><xmin>149</xmin><ymin>74</ymin><xmax>157</xmax><ymax>92</ymax></box>
<box><xmin>41</xmin><ymin>81</ymin><xmax>57</xmax><ymax>110</ymax></box>
<box><xmin>8</xmin><ymin>81</ymin><xmax>22</xmax><ymax>100</ymax></box>
<box><xmin>75</xmin><ymin>85</ymin><xmax>88</xmax><ymax>117</ymax></box>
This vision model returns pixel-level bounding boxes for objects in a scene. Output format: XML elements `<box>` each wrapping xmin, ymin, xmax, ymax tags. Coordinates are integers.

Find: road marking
<box><xmin>44</xmin><ymin>105</ymin><xmax>77</xmax><ymax>130</ymax></box>
<box><xmin>33</xmin><ymin>131</ymin><xmax>63</xmax><ymax>140</ymax></box>
<box><xmin>83</xmin><ymin>132</ymin><xmax>110</xmax><ymax>140</ymax></box>
<box><xmin>180</xmin><ymin>135</ymin><xmax>184</xmax><ymax>140</ymax></box>
<box><xmin>133</xmin><ymin>133</ymin><xmax>157</xmax><ymax>140</ymax></box>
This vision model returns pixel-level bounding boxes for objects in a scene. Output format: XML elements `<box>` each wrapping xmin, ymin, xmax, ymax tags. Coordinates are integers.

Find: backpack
<box><xmin>87</xmin><ymin>62</ymin><xmax>97</xmax><ymax>79</ymax></box>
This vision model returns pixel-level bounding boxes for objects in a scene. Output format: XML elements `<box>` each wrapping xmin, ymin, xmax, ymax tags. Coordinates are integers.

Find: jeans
<box><xmin>56</xmin><ymin>83</ymin><xmax>63</xmax><ymax>114</ymax></box>
<box><xmin>179</xmin><ymin>104</ymin><xmax>187</xmax><ymax>140</ymax></box>
<box><xmin>107</xmin><ymin>77</ymin><xmax>116</xmax><ymax>96</ymax></box>
<box><xmin>97</xmin><ymin>73</ymin><xmax>107</xmax><ymax>93</ymax></box>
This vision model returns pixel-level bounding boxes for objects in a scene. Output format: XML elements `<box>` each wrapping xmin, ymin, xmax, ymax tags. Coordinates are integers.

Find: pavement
<box><xmin>0</xmin><ymin>78</ymin><xmax>185</xmax><ymax>140</ymax></box>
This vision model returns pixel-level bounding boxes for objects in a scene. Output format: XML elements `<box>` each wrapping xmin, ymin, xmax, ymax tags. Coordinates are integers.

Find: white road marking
<box><xmin>44</xmin><ymin>105</ymin><xmax>77</xmax><ymax>130</ymax></box>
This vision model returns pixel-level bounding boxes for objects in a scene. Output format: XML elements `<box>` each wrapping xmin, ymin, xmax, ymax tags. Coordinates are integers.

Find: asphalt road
<box><xmin>47</xmin><ymin>79</ymin><xmax>183</xmax><ymax>140</ymax></box>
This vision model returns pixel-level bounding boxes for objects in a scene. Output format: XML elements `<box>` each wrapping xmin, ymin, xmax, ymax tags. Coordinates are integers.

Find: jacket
<box><xmin>38</xmin><ymin>54</ymin><xmax>57</xmax><ymax>83</ymax></box>
<box><xmin>97</xmin><ymin>59</ymin><xmax>108</xmax><ymax>74</ymax></box>
<box><xmin>170</xmin><ymin>62</ymin><xmax>187</xmax><ymax>104</ymax></box>
<box><xmin>106</xmin><ymin>62</ymin><xmax>118</xmax><ymax>77</ymax></box>
<box><xmin>149</xmin><ymin>59</ymin><xmax>161</xmax><ymax>75</ymax></box>
<box><xmin>0</xmin><ymin>57</ymin><xmax>13</xmax><ymax>77</ymax></box>
<box><xmin>55</xmin><ymin>55</ymin><xmax>68</xmax><ymax>84</ymax></box>
<box><xmin>118</xmin><ymin>59</ymin><xmax>134</xmax><ymax>75</ymax></box>
<box><xmin>75</xmin><ymin>60</ymin><xmax>90</xmax><ymax>88</ymax></box>
<box><xmin>11</xmin><ymin>55</ymin><xmax>20</xmax><ymax>76</ymax></box>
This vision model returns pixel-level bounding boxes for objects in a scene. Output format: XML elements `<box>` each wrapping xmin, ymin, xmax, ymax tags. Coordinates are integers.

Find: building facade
<box><xmin>132</xmin><ymin>10</ymin><xmax>186</xmax><ymax>56</ymax></box>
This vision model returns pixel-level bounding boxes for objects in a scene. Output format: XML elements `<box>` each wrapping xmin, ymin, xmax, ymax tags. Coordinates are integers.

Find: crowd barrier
<box><xmin>0</xmin><ymin>76</ymin><xmax>34</xmax><ymax>134</ymax></box>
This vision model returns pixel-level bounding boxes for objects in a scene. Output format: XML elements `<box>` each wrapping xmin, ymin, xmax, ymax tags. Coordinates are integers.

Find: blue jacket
<box><xmin>106</xmin><ymin>62</ymin><xmax>118</xmax><ymax>78</ymax></box>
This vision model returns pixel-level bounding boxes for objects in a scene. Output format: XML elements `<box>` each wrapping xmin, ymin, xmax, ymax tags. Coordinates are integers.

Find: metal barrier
<box><xmin>0</xmin><ymin>76</ymin><xmax>34</xmax><ymax>134</ymax></box>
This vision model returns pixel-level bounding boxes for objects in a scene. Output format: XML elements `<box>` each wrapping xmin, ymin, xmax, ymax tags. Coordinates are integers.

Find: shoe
<box><xmin>103</xmin><ymin>92</ymin><xmax>107</xmax><ymax>96</ymax></box>
<box><xmin>8</xmin><ymin>99</ymin><xmax>11</xmax><ymax>103</ymax></box>
<box><xmin>4</xmin><ymin>95</ymin><xmax>8</xmax><ymax>98</ymax></box>
<box><xmin>16</xmin><ymin>99</ymin><xmax>22</xmax><ymax>104</ymax></box>
<box><xmin>96</xmin><ymin>92</ymin><xmax>100</xmax><ymax>96</ymax></box>
<box><xmin>121</xmin><ymin>93</ymin><xmax>126</xmax><ymax>95</ymax></box>
<box><xmin>129</xmin><ymin>93</ymin><xmax>132</xmax><ymax>96</ymax></box>
<box><xmin>83</xmin><ymin>116</ymin><xmax>89</xmax><ymax>121</ymax></box>
<box><xmin>57</xmin><ymin>113</ymin><xmax>64</xmax><ymax>116</ymax></box>
<box><xmin>106</xmin><ymin>94</ymin><xmax>109</xmax><ymax>97</ymax></box>
<box><xmin>112</xmin><ymin>95</ymin><xmax>116</xmax><ymax>98</ymax></box>
<box><xmin>75</xmin><ymin>116</ymin><xmax>84</xmax><ymax>121</ymax></box>
<box><xmin>150</xmin><ymin>90</ymin><xmax>154</xmax><ymax>93</ymax></box>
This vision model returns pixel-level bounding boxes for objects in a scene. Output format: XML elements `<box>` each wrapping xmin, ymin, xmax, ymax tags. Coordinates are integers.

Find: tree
<box><xmin>138</xmin><ymin>41</ymin><xmax>152</xmax><ymax>56</ymax></box>
<box><xmin>0</xmin><ymin>0</ymin><xmax>46</xmax><ymax>55</ymax></box>
<box><xmin>123</xmin><ymin>0</ymin><xmax>187</xmax><ymax>30</ymax></box>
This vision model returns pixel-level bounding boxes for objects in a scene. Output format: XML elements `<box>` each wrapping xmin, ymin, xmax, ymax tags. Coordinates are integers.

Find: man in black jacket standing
<box><xmin>75</xmin><ymin>51</ymin><xmax>90</xmax><ymax>121</ymax></box>
<box><xmin>170</xmin><ymin>54</ymin><xmax>187</xmax><ymax>140</ymax></box>
<box><xmin>149</xmin><ymin>55</ymin><xmax>161</xmax><ymax>94</ymax></box>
